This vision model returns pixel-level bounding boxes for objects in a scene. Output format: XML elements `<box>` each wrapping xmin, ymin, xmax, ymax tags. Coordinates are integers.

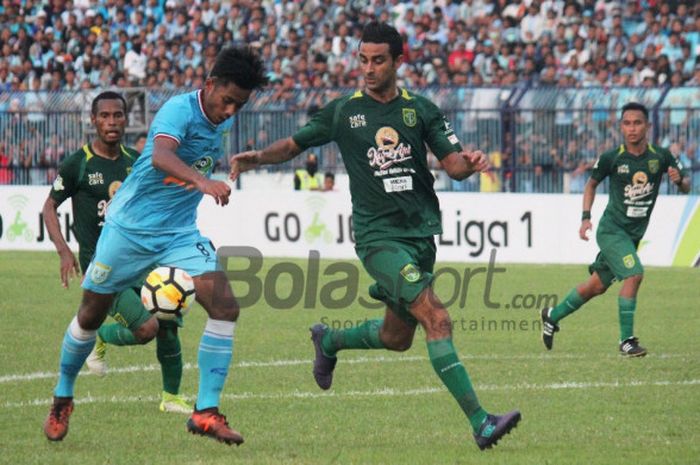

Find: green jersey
<box><xmin>293</xmin><ymin>88</ymin><xmax>461</xmax><ymax>245</ymax></box>
<box><xmin>590</xmin><ymin>143</ymin><xmax>687</xmax><ymax>239</ymax></box>
<box><xmin>49</xmin><ymin>144</ymin><xmax>139</xmax><ymax>271</ymax></box>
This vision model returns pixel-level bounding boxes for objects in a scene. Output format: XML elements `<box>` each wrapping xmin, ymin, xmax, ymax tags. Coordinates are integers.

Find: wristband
<box><xmin>582</xmin><ymin>211</ymin><xmax>591</xmax><ymax>221</ymax></box>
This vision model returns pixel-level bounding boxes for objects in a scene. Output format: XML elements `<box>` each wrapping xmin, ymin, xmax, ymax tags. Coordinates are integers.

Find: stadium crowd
<box><xmin>0</xmin><ymin>0</ymin><xmax>699</xmax><ymax>92</ymax></box>
<box><xmin>0</xmin><ymin>0</ymin><xmax>699</xmax><ymax>192</ymax></box>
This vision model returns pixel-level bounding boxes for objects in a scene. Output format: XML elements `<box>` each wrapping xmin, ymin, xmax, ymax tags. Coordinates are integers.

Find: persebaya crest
<box><xmin>648</xmin><ymin>159</ymin><xmax>659</xmax><ymax>174</ymax></box>
<box><xmin>402</xmin><ymin>108</ymin><xmax>417</xmax><ymax>127</ymax></box>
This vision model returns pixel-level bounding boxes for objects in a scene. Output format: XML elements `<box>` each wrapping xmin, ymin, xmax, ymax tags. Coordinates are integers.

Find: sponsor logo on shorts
<box><xmin>400</xmin><ymin>263</ymin><xmax>421</xmax><ymax>283</ymax></box>
<box><xmin>622</xmin><ymin>254</ymin><xmax>636</xmax><ymax>269</ymax></box>
<box><xmin>90</xmin><ymin>261</ymin><xmax>112</xmax><ymax>284</ymax></box>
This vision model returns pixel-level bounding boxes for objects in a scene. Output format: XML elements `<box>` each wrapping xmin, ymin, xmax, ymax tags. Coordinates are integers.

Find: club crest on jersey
<box><xmin>622</xmin><ymin>254</ymin><xmax>636</xmax><ymax>269</ymax></box>
<box><xmin>89</xmin><ymin>261</ymin><xmax>112</xmax><ymax>284</ymax></box>
<box><xmin>617</xmin><ymin>164</ymin><xmax>629</xmax><ymax>174</ymax></box>
<box><xmin>648</xmin><ymin>159</ymin><xmax>659</xmax><ymax>174</ymax></box>
<box><xmin>402</xmin><ymin>108</ymin><xmax>417</xmax><ymax>127</ymax></box>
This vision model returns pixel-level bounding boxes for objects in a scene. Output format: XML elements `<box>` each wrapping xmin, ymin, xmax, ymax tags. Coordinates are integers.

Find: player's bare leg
<box><xmin>410</xmin><ymin>288</ymin><xmax>520</xmax><ymax>450</ymax></box>
<box><xmin>186</xmin><ymin>271</ymin><xmax>243</xmax><ymax>446</ymax></box>
<box><xmin>45</xmin><ymin>291</ymin><xmax>113</xmax><ymax>441</ymax></box>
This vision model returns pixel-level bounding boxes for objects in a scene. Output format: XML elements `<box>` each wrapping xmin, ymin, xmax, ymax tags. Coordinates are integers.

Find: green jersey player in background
<box><xmin>43</xmin><ymin>91</ymin><xmax>192</xmax><ymax>413</ymax></box>
<box><xmin>541</xmin><ymin>102</ymin><xmax>690</xmax><ymax>356</ymax></box>
<box><xmin>231</xmin><ymin>22</ymin><xmax>521</xmax><ymax>451</ymax></box>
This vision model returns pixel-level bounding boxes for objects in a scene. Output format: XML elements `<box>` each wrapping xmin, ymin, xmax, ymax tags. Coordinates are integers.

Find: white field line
<box><xmin>0</xmin><ymin>352</ymin><xmax>694</xmax><ymax>384</ymax></box>
<box><xmin>3</xmin><ymin>379</ymin><xmax>700</xmax><ymax>409</ymax></box>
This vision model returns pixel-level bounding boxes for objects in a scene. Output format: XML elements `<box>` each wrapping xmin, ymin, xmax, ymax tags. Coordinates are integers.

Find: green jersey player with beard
<box><xmin>230</xmin><ymin>22</ymin><xmax>521</xmax><ymax>451</ymax></box>
<box><xmin>541</xmin><ymin>102</ymin><xmax>690</xmax><ymax>357</ymax></box>
<box><xmin>42</xmin><ymin>92</ymin><xmax>192</xmax><ymax>415</ymax></box>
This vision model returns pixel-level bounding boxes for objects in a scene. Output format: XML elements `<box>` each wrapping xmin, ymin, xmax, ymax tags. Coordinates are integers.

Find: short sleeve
<box><xmin>49</xmin><ymin>153</ymin><xmax>80</xmax><ymax>206</ymax></box>
<box><xmin>292</xmin><ymin>100</ymin><xmax>338</xmax><ymax>150</ymax></box>
<box><xmin>590</xmin><ymin>151</ymin><xmax>613</xmax><ymax>182</ymax></box>
<box><xmin>422</xmin><ymin>99</ymin><xmax>462</xmax><ymax>160</ymax></box>
<box><xmin>150</xmin><ymin>97</ymin><xmax>190</xmax><ymax>144</ymax></box>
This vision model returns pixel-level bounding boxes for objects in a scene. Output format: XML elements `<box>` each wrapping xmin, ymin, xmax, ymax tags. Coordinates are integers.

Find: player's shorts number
<box><xmin>196</xmin><ymin>242</ymin><xmax>211</xmax><ymax>257</ymax></box>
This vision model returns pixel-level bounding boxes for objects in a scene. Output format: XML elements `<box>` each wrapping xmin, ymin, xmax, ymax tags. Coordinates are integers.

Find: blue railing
<box><xmin>1</xmin><ymin>86</ymin><xmax>698</xmax><ymax>193</ymax></box>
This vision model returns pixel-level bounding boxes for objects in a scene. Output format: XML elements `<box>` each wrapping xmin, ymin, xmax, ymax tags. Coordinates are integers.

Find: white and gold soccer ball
<box><xmin>141</xmin><ymin>267</ymin><xmax>196</xmax><ymax>320</ymax></box>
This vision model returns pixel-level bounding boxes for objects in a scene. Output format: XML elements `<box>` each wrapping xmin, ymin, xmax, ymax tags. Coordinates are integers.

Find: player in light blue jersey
<box><xmin>44</xmin><ymin>47</ymin><xmax>269</xmax><ymax>446</ymax></box>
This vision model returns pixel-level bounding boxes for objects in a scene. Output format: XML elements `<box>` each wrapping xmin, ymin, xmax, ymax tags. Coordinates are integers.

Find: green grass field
<box><xmin>1</xmin><ymin>251</ymin><xmax>699</xmax><ymax>465</ymax></box>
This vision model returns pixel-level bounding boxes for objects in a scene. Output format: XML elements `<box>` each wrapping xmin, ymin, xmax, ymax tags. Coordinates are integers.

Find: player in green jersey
<box><xmin>230</xmin><ymin>22</ymin><xmax>520</xmax><ymax>451</ymax></box>
<box><xmin>42</xmin><ymin>91</ymin><xmax>192</xmax><ymax>413</ymax></box>
<box><xmin>541</xmin><ymin>102</ymin><xmax>690</xmax><ymax>356</ymax></box>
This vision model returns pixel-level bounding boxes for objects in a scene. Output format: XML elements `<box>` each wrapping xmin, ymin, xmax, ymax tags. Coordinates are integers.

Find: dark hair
<box><xmin>91</xmin><ymin>91</ymin><xmax>127</xmax><ymax>115</ymax></box>
<box><xmin>209</xmin><ymin>46</ymin><xmax>269</xmax><ymax>90</ymax></box>
<box><xmin>136</xmin><ymin>132</ymin><xmax>148</xmax><ymax>141</ymax></box>
<box><xmin>360</xmin><ymin>21</ymin><xmax>403</xmax><ymax>60</ymax></box>
<box><xmin>324</xmin><ymin>172</ymin><xmax>335</xmax><ymax>180</ymax></box>
<box><xmin>621</xmin><ymin>102</ymin><xmax>649</xmax><ymax>120</ymax></box>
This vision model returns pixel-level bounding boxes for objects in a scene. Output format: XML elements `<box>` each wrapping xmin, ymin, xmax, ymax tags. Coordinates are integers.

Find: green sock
<box><xmin>550</xmin><ymin>288</ymin><xmax>586</xmax><ymax>322</ymax></box>
<box><xmin>156</xmin><ymin>323</ymin><xmax>183</xmax><ymax>395</ymax></box>
<box><xmin>321</xmin><ymin>319</ymin><xmax>385</xmax><ymax>357</ymax></box>
<box><xmin>427</xmin><ymin>338</ymin><xmax>487</xmax><ymax>433</ymax></box>
<box><xmin>618</xmin><ymin>297</ymin><xmax>636</xmax><ymax>341</ymax></box>
<box><xmin>98</xmin><ymin>323</ymin><xmax>137</xmax><ymax>345</ymax></box>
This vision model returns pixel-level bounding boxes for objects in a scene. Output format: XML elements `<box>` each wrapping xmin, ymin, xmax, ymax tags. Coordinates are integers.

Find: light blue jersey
<box><xmin>107</xmin><ymin>90</ymin><xmax>233</xmax><ymax>234</ymax></box>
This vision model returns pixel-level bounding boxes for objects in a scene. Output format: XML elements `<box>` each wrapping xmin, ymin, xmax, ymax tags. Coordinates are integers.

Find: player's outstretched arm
<box><xmin>152</xmin><ymin>137</ymin><xmax>231</xmax><ymax>206</ymax></box>
<box><xmin>42</xmin><ymin>197</ymin><xmax>80</xmax><ymax>288</ymax></box>
<box><xmin>229</xmin><ymin>137</ymin><xmax>302</xmax><ymax>182</ymax></box>
<box><xmin>579</xmin><ymin>178</ymin><xmax>599</xmax><ymax>241</ymax></box>
<box><xmin>667</xmin><ymin>167</ymin><xmax>690</xmax><ymax>194</ymax></box>
<box><xmin>440</xmin><ymin>149</ymin><xmax>489</xmax><ymax>181</ymax></box>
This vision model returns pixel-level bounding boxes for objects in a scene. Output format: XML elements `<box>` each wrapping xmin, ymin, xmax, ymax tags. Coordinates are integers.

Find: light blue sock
<box><xmin>54</xmin><ymin>316</ymin><xmax>96</xmax><ymax>398</ymax></box>
<box><xmin>196</xmin><ymin>319</ymin><xmax>235</xmax><ymax>410</ymax></box>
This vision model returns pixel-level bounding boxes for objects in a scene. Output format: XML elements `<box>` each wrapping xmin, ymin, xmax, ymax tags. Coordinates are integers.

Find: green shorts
<box><xmin>589</xmin><ymin>221</ymin><xmax>644</xmax><ymax>287</ymax></box>
<box><xmin>108</xmin><ymin>287</ymin><xmax>183</xmax><ymax>331</ymax></box>
<box><xmin>356</xmin><ymin>237</ymin><xmax>436</xmax><ymax>325</ymax></box>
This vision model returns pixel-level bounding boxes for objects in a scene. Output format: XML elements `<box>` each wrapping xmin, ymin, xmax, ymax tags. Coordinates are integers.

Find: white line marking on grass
<box><xmin>3</xmin><ymin>379</ymin><xmax>699</xmax><ymax>409</ymax></box>
<box><xmin>0</xmin><ymin>352</ymin><xmax>694</xmax><ymax>384</ymax></box>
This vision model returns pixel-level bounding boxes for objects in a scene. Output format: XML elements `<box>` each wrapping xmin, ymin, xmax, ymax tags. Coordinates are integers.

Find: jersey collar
<box><xmin>197</xmin><ymin>89</ymin><xmax>217</xmax><ymax>127</ymax></box>
<box><xmin>619</xmin><ymin>143</ymin><xmax>653</xmax><ymax>158</ymax></box>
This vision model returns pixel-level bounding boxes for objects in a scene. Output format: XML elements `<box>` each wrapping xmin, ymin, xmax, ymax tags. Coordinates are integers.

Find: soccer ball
<box><xmin>141</xmin><ymin>267</ymin><xmax>196</xmax><ymax>320</ymax></box>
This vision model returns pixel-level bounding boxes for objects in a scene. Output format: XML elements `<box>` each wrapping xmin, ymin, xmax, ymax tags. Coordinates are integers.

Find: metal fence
<box><xmin>1</xmin><ymin>86</ymin><xmax>698</xmax><ymax>193</ymax></box>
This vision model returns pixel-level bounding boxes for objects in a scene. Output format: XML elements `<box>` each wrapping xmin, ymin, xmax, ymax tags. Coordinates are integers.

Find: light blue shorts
<box><xmin>83</xmin><ymin>222</ymin><xmax>218</xmax><ymax>294</ymax></box>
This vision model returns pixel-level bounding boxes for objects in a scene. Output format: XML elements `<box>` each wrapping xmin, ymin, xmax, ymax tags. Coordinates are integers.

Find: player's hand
<box><xmin>579</xmin><ymin>219</ymin><xmax>593</xmax><ymax>241</ymax></box>
<box><xmin>462</xmin><ymin>150</ymin><xmax>489</xmax><ymax>173</ymax></box>
<box><xmin>196</xmin><ymin>178</ymin><xmax>231</xmax><ymax>206</ymax></box>
<box><xmin>667</xmin><ymin>166</ymin><xmax>682</xmax><ymax>185</ymax></box>
<box><xmin>59</xmin><ymin>249</ymin><xmax>80</xmax><ymax>288</ymax></box>
<box><xmin>229</xmin><ymin>150</ymin><xmax>261</xmax><ymax>182</ymax></box>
